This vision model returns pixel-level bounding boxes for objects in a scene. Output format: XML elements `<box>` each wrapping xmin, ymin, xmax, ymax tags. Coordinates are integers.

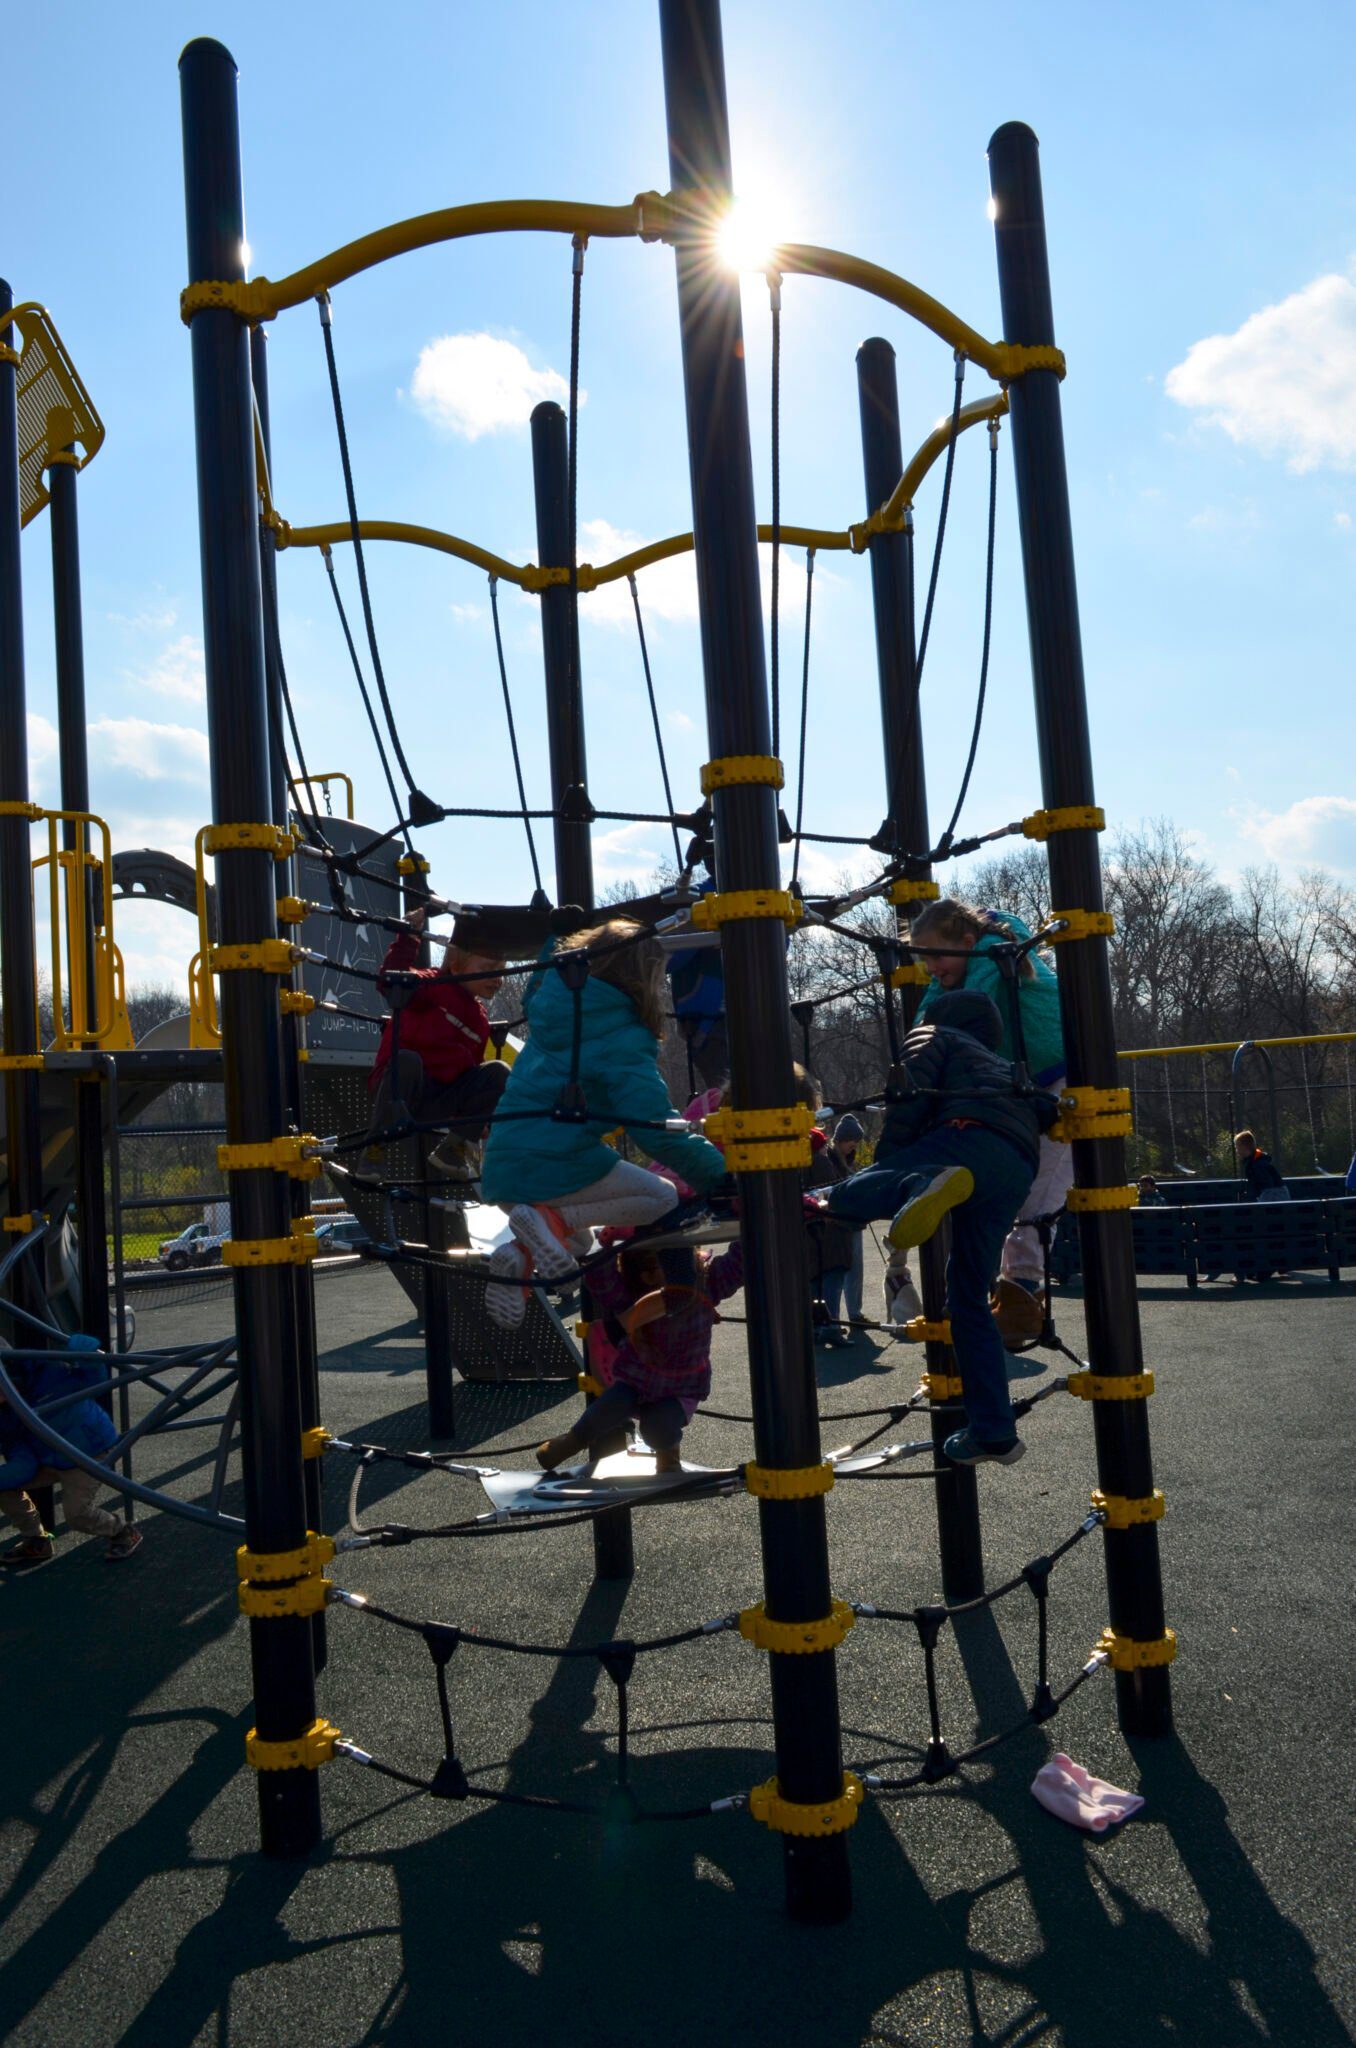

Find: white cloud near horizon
<box><xmin>409</xmin><ymin>333</ymin><xmax>577</xmax><ymax>440</ymax></box>
<box><xmin>1241</xmin><ymin>794</ymin><xmax>1356</xmax><ymax>874</ymax></box>
<box><xmin>126</xmin><ymin>631</ymin><xmax>207</xmax><ymax>706</ymax></box>
<box><xmin>574</xmin><ymin>521</ymin><xmax>825</xmax><ymax>632</ymax></box>
<box><xmin>88</xmin><ymin>717</ymin><xmax>209</xmax><ymax>783</ymax></box>
<box><xmin>1166</xmin><ymin>267</ymin><xmax>1356</xmax><ymax>471</ymax></box>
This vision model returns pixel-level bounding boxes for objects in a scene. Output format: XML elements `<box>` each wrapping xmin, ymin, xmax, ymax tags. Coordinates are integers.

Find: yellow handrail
<box><xmin>30</xmin><ymin>809</ymin><xmax>131</xmax><ymax>1049</ymax></box>
<box><xmin>275</xmin><ymin>392</ymin><xmax>1006</xmax><ymax>593</ymax></box>
<box><xmin>186</xmin><ymin>193</ymin><xmax>1054</xmax><ymax>387</ymax></box>
<box><xmin>289</xmin><ymin>771</ymin><xmax>354</xmax><ymax>821</ymax></box>
<box><xmin>1120</xmin><ymin>1031</ymin><xmax>1356</xmax><ymax>1061</ymax></box>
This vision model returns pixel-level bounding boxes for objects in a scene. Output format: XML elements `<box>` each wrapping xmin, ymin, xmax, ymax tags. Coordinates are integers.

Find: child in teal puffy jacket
<box><xmin>910</xmin><ymin>898</ymin><xmax>1072</xmax><ymax>1322</ymax></box>
<box><xmin>481</xmin><ymin>920</ymin><xmax>727</xmax><ymax>1328</ymax></box>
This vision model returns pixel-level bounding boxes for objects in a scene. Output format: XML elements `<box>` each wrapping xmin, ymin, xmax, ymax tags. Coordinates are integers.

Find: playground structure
<box><xmin>0</xmin><ymin>0</ymin><xmax>1197</xmax><ymax>1928</ymax></box>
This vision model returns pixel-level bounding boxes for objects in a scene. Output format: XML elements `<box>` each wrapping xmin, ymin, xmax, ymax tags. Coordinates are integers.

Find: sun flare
<box><xmin>716</xmin><ymin>192</ymin><xmax>784</xmax><ymax>274</ymax></box>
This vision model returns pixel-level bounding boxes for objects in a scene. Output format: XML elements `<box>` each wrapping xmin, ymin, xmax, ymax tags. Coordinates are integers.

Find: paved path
<box><xmin>2</xmin><ymin>1253</ymin><xmax>1351</xmax><ymax>2047</ymax></box>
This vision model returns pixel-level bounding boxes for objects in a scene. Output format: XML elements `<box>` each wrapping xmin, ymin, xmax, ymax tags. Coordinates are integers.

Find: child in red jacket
<box><xmin>367</xmin><ymin>907</ymin><xmax>509</xmax><ymax>1152</ymax></box>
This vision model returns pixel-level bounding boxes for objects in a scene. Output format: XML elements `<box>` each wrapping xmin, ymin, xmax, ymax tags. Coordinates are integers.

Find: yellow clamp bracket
<box><xmin>0</xmin><ymin>799</ymin><xmax>43</xmax><ymax>819</ymax></box>
<box><xmin>1097</xmin><ymin>1626</ymin><xmax>1177</xmax><ymax>1671</ymax></box>
<box><xmin>578</xmin><ymin>1371</ymin><xmax>604</xmax><ymax>1396</ymax></box>
<box><xmin>739</xmin><ymin>1599</ymin><xmax>855</xmax><ymax>1655</ymax></box>
<box><xmin>280</xmin><ymin>990</ymin><xmax>316</xmax><ymax>1016</ymax></box>
<box><xmin>203</xmin><ymin>822</ymin><xmax>293</xmax><ymax>856</ymax></box>
<box><xmin>301</xmin><ymin>1427</ymin><xmax>332</xmax><ymax>1461</ymax></box>
<box><xmin>905</xmin><ymin>1316</ymin><xmax>953</xmax><ymax>1345</ymax></box>
<box><xmin>1092</xmin><ymin>1488</ymin><xmax>1166</xmax><ymax>1529</ymax></box>
<box><xmin>276</xmin><ymin>896</ymin><xmax>308</xmax><ymax>926</ymax></box>
<box><xmin>0</xmin><ymin>1054</ymin><xmax>45</xmax><ymax>1071</ymax></box>
<box><xmin>396</xmin><ymin>853</ymin><xmax>431</xmax><ymax>876</ymax></box>
<box><xmin>700</xmin><ymin>755</ymin><xmax>784</xmax><ymax>794</ymax></box>
<box><xmin>238</xmin><ymin>1574</ymin><xmax>331</xmax><ymax>1619</ymax></box>
<box><xmin>749</xmin><ymin>1771</ymin><xmax>864</xmax><ymax>1837</ymax></box>
<box><xmin>1022</xmin><ymin>806</ymin><xmax>1105</xmax><ymax>842</ymax></box>
<box><xmin>887</xmin><ymin>877</ymin><xmax>940</xmax><ymax>905</ymax></box>
<box><xmin>210</xmin><ymin>941</ymin><xmax>299</xmax><ymax>975</ymax></box>
<box><xmin>1048</xmin><ymin>909</ymin><xmax>1116</xmax><ymax>944</ymax></box>
<box><xmin>922</xmin><ymin>1371</ymin><xmax>965</xmax><ymax>1399</ymax></box>
<box><xmin>217</xmin><ymin>1133</ymin><xmax>321</xmax><ymax>1179</ymax></box>
<box><xmin>890</xmin><ymin>963</ymin><xmax>930</xmax><ymax>988</ymax></box>
<box><xmin>689</xmin><ymin>889</ymin><xmax>802</xmax><ymax>932</ymax></box>
<box><xmin>705</xmin><ymin>1102</ymin><xmax>813</xmax><ymax>1173</ymax></box>
<box><xmin>1066</xmin><ymin>1185</ymin><xmax>1139</xmax><ymax>1213</ymax></box>
<box><xmin>1052</xmin><ymin>1085</ymin><xmax>1133</xmax><ymax>1143</ymax></box>
<box><xmin>0</xmin><ymin>343</ymin><xmax>19</xmax><ymax>367</ymax></box>
<box><xmin>745</xmin><ymin>1461</ymin><xmax>834</xmax><ymax>1501</ymax></box>
<box><xmin>236</xmin><ymin>1531</ymin><xmax>335</xmax><ymax>1583</ymax></box>
<box><xmin>245</xmin><ymin>1718</ymin><xmax>342</xmax><ymax>1772</ymax></box>
<box><xmin>223</xmin><ymin>1218</ymin><xmax>321</xmax><ymax>1268</ymax></box>
<box><xmin>181</xmin><ymin>278</ymin><xmax>277</xmax><ymax>324</ymax></box>
<box><xmin>1067</xmin><ymin>1370</ymin><xmax>1155</xmax><ymax>1402</ymax></box>
<box><xmin>2</xmin><ymin>1213</ymin><xmax>41</xmax><ymax>1234</ymax></box>
<box><xmin>995</xmin><ymin>343</ymin><xmax>1067</xmax><ymax>381</ymax></box>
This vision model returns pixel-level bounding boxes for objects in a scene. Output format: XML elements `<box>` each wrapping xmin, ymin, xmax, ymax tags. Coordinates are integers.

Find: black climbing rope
<box><xmin>628</xmin><ymin>573</ymin><xmax>684</xmax><ymax>874</ymax></box>
<box><xmin>488</xmin><ymin>576</ymin><xmax>544</xmax><ymax>896</ymax></box>
<box><xmin>320</xmin><ymin>544</ymin><xmax>410</xmax><ymax>849</ymax></box>
<box><xmin>790</xmin><ymin>545</ymin><xmax>816</xmax><ymax>892</ymax></box>
<box><xmin>933</xmin><ymin>412</ymin><xmax>999</xmax><ymax>860</ymax></box>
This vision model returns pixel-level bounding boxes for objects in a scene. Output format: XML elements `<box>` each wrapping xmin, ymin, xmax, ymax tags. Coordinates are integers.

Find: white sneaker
<box><xmin>886</xmin><ymin>1278</ymin><xmax>924</xmax><ymax>1324</ymax></box>
<box><xmin>507</xmin><ymin>1204</ymin><xmax>578</xmax><ymax>1280</ymax></box>
<box><xmin>484</xmin><ymin>1241</ymin><xmax>532</xmax><ymax>1329</ymax></box>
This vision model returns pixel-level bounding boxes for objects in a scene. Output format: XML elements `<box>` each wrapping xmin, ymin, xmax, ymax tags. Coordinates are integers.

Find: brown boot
<box><xmin>991</xmin><ymin>1278</ymin><xmax>1043</xmax><ymax>1349</ymax></box>
<box><xmin>653</xmin><ymin>1445</ymin><xmax>683</xmax><ymax>1474</ymax></box>
<box><xmin>537</xmin><ymin>1429</ymin><xmax>586</xmax><ymax>1471</ymax></box>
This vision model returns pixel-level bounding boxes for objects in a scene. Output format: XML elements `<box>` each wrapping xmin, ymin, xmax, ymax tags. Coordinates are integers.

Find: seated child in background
<box><xmin>538</xmin><ymin>1233</ymin><xmax>745</xmax><ymax>1473</ymax></box>
<box><xmin>1234</xmin><ymin>1129</ymin><xmax>1289</xmax><ymax>1202</ymax></box>
<box><xmin>1137</xmin><ymin>1174</ymin><xmax>1166</xmax><ymax>1207</ymax></box>
<box><xmin>481</xmin><ymin>920</ymin><xmax>727</xmax><ymax>1328</ymax></box>
<box><xmin>0</xmin><ymin>1347</ymin><xmax>143</xmax><ymax>1570</ymax></box>
<box><xmin>827</xmin><ymin>988</ymin><xmax>1058</xmax><ymax>1467</ymax></box>
<box><xmin>367</xmin><ymin>905</ymin><xmax>509</xmax><ymax>1168</ymax></box>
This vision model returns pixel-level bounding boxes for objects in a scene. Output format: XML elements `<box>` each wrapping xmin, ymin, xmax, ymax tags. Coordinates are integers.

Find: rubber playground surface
<box><xmin>2</xmin><ymin>1250</ymin><xmax>1353</xmax><ymax>2048</ymax></box>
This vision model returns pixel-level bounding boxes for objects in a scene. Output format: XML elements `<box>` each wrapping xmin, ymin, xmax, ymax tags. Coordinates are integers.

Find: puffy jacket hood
<box><xmin>926</xmin><ymin>989</ymin><xmax>1004</xmax><ymax>1050</ymax></box>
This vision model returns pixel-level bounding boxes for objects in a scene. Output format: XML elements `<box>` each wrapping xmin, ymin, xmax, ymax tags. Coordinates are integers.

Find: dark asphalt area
<box><xmin>2</xmin><ymin>1248</ymin><xmax>1352</xmax><ymax>2048</ymax></box>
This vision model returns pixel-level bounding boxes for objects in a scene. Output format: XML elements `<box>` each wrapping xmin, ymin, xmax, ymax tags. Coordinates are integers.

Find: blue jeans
<box><xmin>828</xmin><ymin>1127</ymin><xmax>1035</xmax><ymax>1444</ymax></box>
<box><xmin>819</xmin><ymin>1267</ymin><xmax>848</xmax><ymax>1322</ymax></box>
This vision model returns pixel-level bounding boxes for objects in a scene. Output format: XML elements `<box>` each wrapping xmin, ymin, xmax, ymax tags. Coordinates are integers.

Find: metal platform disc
<box><xmin>828</xmin><ymin>1436</ymin><xmax>934</xmax><ymax>1476</ymax></box>
<box><xmin>479</xmin><ymin>1444</ymin><xmax>740</xmax><ymax>1516</ymax></box>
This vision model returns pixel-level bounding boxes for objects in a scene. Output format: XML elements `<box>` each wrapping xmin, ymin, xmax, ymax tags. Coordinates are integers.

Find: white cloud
<box><xmin>409</xmin><ymin>333</ymin><xmax>576</xmax><ymax>441</ymax></box>
<box><xmin>1336</xmin><ymin>510</ymin><xmax>1352</xmax><ymax>530</ymax></box>
<box><xmin>1242</xmin><ymin>795</ymin><xmax>1356</xmax><ymax>874</ymax></box>
<box><xmin>122</xmin><ymin>632</ymin><xmax>207</xmax><ymax>706</ymax></box>
<box><xmin>87</xmin><ymin>718</ymin><xmax>209</xmax><ymax>783</ymax></box>
<box><xmin>666</xmin><ymin>709</ymin><xmax>695</xmax><ymax>732</ymax></box>
<box><xmin>575</xmin><ymin>523</ymin><xmax>827</xmax><ymax>633</ymax></box>
<box><xmin>27</xmin><ymin>713</ymin><xmax>58</xmax><ymax>771</ymax></box>
<box><xmin>577</xmin><ymin>519</ymin><xmax>700</xmax><ymax>627</ymax></box>
<box><xmin>1166</xmin><ymin>267</ymin><xmax>1356</xmax><ymax>471</ymax></box>
<box><xmin>449</xmin><ymin>601</ymin><xmax>484</xmax><ymax>627</ymax></box>
<box><xmin>590</xmin><ymin>820</ymin><xmax>669</xmax><ymax>887</ymax></box>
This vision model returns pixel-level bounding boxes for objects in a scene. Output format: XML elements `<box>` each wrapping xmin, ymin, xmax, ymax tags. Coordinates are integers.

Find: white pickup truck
<box><xmin>158</xmin><ymin>1207</ymin><xmax>230</xmax><ymax>1272</ymax></box>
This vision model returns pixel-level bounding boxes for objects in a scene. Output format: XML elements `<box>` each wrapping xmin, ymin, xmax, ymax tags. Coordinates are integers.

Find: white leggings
<box><xmin>551</xmin><ymin>1161</ymin><xmax>680</xmax><ymax>1231</ymax></box>
<box><xmin>1001</xmin><ymin>1132</ymin><xmax>1075</xmax><ymax>1284</ymax></box>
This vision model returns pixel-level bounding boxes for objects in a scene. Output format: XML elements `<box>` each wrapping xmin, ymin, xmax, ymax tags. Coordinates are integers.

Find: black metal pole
<box><xmin>48</xmin><ymin>444</ymin><xmax>113</xmax><ymax>1382</ymax></box>
<box><xmin>252</xmin><ymin>326</ymin><xmax>329</xmax><ymax>1665</ymax></box>
<box><xmin>856</xmin><ymin>336</ymin><xmax>983</xmax><ymax>1601</ymax></box>
<box><xmin>0</xmin><ymin>281</ymin><xmax>49</xmax><ymax>1356</ymax></box>
<box><xmin>660</xmin><ymin>0</ymin><xmax>851</xmax><ymax>1922</ymax></box>
<box><xmin>989</xmin><ymin>122</ymin><xmax>1171</xmax><ymax>1736</ymax></box>
<box><xmin>181</xmin><ymin>37</ymin><xmax>322</xmax><ymax>1851</ymax></box>
<box><xmin>530</xmin><ymin>398</ymin><xmax>634</xmax><ymax>1580</ymax></box>
<box><xmin>395</xmin><ymin>847</ymin><xmax>458</xmax><ymax>1438</ymax></box>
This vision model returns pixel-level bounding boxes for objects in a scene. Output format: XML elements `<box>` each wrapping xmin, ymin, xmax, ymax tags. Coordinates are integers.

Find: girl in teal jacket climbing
<box><xmin>909</xmin><ymin>898</ymin><xmax>1072</xmax><ymax>1325</ymax></box>
<box><xmin>481</xmin><ymin>920</ymin><xmax>727</xmax><ymax>1328</ymax></box>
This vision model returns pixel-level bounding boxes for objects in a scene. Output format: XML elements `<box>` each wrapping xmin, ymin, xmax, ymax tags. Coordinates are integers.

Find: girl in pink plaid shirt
<box><xmin>537</xmin><ymin>1236</ymin><xmax>744</xmax><ymax>1474</ymax></box>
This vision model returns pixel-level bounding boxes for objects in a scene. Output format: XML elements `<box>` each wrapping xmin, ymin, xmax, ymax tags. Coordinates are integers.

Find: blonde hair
<box><xmin>557</xmin><ymin>919</ymin><xmax>667</xmax><ymax>1039</ymax></box>
<box><xmin>910</xmin><ymin>897</ymin><xmax>1036</xmax><ymax>980</ymax></box>
<box><xmin>718</xmin><ymin>1060</ymin><xmax>821</xmax><ymax>1111</ymax></box>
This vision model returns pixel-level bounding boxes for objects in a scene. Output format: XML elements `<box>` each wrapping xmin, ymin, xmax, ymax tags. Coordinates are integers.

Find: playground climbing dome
<box><xmin>0</xmin><ymin>0</ymin><xmax>1173</xmax><ymax>1932</ymax></box>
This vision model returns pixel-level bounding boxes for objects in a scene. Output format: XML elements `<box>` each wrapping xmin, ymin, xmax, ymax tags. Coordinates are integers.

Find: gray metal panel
<box><xmin>293</xmin><ymin>818</ymin><xmax>399</xmax><ymax>1059</ymax></box>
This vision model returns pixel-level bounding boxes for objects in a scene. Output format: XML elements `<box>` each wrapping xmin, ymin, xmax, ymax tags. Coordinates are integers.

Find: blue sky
<box><xmin>7</xmin><ymin>0</ymin><xmax>1356</xmax><ymax>988</ymax></box>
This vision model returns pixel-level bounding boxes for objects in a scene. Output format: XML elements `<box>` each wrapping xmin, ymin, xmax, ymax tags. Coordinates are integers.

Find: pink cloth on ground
<box><xmin>1030</xmin><ymin>1753</ymin><xmax>1144</xmax><ymax>1832</ymax></box>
